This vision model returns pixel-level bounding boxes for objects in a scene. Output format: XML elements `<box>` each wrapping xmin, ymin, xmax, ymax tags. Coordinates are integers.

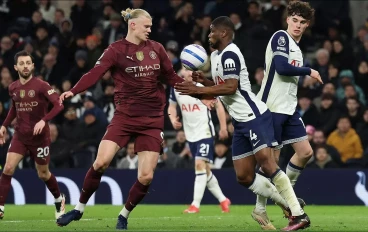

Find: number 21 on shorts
<box><xmin>199</xmin><ymin>143</ymin><xmax>209</xmax><ymax>156</ymax></box>
<box><xmin>37</xmin><ymin>146</ymin><xmax>50</xmax><ymax>158</ymax></box>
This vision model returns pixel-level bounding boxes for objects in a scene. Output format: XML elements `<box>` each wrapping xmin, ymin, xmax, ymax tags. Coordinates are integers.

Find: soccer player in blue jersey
<box><xmin>255</xmin><ymin>1</ymin><xmax>323</xmax><ymax>230</ymax></box>
<box><xmin>175</xmin><ymin>16</ymin><xmax>310</xmax><ymax>231</ymax></box>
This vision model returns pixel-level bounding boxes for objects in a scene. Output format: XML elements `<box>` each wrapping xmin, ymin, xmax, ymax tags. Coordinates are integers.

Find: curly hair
<box><xmin>287</xmin><ymin>0</ymin><xmax>315</xmax><ymax>21</ymax></box>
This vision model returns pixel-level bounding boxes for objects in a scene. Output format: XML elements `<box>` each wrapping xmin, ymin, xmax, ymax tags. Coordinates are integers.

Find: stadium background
<box><xmin>0</xmin><ymin>0</ymin><xmax>368</xmax><ymax>207</ymax></box>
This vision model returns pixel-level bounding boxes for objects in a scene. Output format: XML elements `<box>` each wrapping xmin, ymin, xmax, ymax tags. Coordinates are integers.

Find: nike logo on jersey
<box><xmin>290</xmin><ymin>50</ymin><xmax>296</xmax><ymax>52</ymax></box>
<box><xmin>253</xmin><ymin>140</ymin><xmax>260</xmax><ymax>147</ymax></box>
<box><xmin>126</xmin><ymin>55</ymin><xmax>133</xmax><ymax>60</ymax></box>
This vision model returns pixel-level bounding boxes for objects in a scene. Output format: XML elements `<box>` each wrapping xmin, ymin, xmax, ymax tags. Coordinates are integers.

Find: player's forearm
<box><xmin>274</xmin><ymin>56</ymin><xmax>311</xmax><ymax>76</ymax></box>
<box><xmin>42</xmin><ymin>102</ymin><xmax>64</xmax><ymax>122</ymax></box>
<box><xmin>202</xmin><ymin>78</ymin><xmax>215</xmax><ymax>87</ymax></box>
<box><xmin>168</xmin><ymin>104</ymin><xmax>177</xmax><ymax>122</ymax></box>
<box><xmin>166</xmin><ymin>74</ymin><xmax>184</xmax><ymax>87</ymax></box>
<box><xmin>70</xmin><ymin>66</ymin><xmax>107</xmax><ymax>95</ymax></box>
<box><xmin>216</xmin><ymin>102</ymin><xmax>227</xmax><ymax>130</ymax></box>
<box><xmin>2</xmin><ymin>105</ymin><xmax>16</xmax><ymax>127</ymax></box>
<box><xmin>197</xmin><ymin>83</ymin><xmax>236</xmax><ymax>96</ymax></box>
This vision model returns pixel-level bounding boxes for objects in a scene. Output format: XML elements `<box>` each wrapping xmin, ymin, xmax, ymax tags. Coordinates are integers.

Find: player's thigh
<box><xmin>281</xmin><ymin>111</ymin><xmax>308</xmax><ymax>146</ymax></box>
<box><xmin>189</xmin><ymin>137</ymin><xmax>214</xmax><ymax>165</ymax></box>
<box><xmin>271</xmin><ymin>112</ymin><xmax>289</xmax><ymax>150</ymax></box>
<box><xmin>233</xmin><ymin>155</ymin><xmax>257</xmax><ymax>184</ymax></box>
<box><xmin>28</xmin><ymin>141</ymin><xmax>51</xmax><ymax>166</ymax></box>
<box><xmin>95</xmin><ymin>140</ymin><xmax>124</xmax><ymax>167</ymax></box>
<box><xmin>4</xmin><ymin>138</ymin><xmax>26</xmax><ymax>174</ymax></box>
<box><xmin>137</xmin><ymin>150</ymin><xmax>160</xmax><ymax>182</ymax></box>
<box><xmin>195</xmin><ymin>159</ymin><xmax>207</xmax><ymax>171</ymax></box>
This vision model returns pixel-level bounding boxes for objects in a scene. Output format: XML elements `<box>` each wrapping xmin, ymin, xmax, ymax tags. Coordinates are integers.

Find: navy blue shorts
<box><xmin>188</xmin><ymin>137</ymin><xmax>214</xmax><ymax>163</ymax></box>
<box><xmin>271</xmin><ymin>111</ymin><xmax>307</xmax><ymax>150</ymax></box>
<box><xmin>232</xmin><ymin>110</ymin><xmax>278</xmax><ymax>160</ymax></box>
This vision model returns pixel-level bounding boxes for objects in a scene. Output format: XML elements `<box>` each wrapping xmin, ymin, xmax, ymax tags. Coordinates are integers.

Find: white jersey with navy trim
<box><xmin>257</xmin><ymin>30</ymin><xmax>304</xmax><ymax>115</ymax></box>
<box><xmin>211</xmin><ymin>43</ymin><xmax>268</xmax><ymax>122</ymax></box>
<box><xmin>170</xmin><ymin>85</ymin><xmax>215</xmax><ymax>142</ymax></box>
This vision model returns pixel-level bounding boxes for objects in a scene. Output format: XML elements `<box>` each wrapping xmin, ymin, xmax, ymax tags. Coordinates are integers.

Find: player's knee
<box><xmin>236</xmin><ymin>172</ymin><xmax>255</xmax><ymax>187</ymax></box>
<box><xmin>37</xmin><ymin>170</ymin><xmax>50</xmax><ymax>181</ymax></box>
<box><xmin>195</xmin><ymin>160</ymin><xmax>206</xmax><ymax>171</ymax></box>
<box><xmin>93</xmin><ymin>160</ymin><xmax>109</xmax><ymax>172</ymax></box>
<box><xmin>138</xmin><ymin>172</ymin><xmax>154</xmax><ymax>185</ymax></box>
<box><xmin>298</xmin><ymin>147</ymin><xmax>313</xmax><ymax>162</ymax></box>
<box><xmin>3</xmin><ymin>163</ymin><xmax>16</xmax><ymax>175</ymax></box>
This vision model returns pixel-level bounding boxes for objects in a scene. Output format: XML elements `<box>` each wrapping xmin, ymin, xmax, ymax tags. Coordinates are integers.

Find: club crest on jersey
<box><xmin>28</xmin><ymin>90</ymin><xmax>35</xmax><ymax>97</ymax></box>
<box><xmin>136</xmin><ymin>51</ymin><xmax>144</xmax><ymax>61</ymax></box>
<box><xmin>278</xmin><ymin>36</ymin><xmax>286</xmax><ymax>46</ymax></box>
<box><xmin>20</xmin><ymin>90</ymin><xmax>25</xmax><ymax>98</ymax></box>
<box><xmin>149</xmin><ymin>51</ymin><xmax>157</xmax><ymax>59</ymax></box>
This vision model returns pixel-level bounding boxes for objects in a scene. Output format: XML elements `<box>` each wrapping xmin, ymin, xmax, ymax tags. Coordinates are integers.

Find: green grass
<box><xmin>0</xmin><ymin>205</ymin><xmax>367</xmax><ymax>231</ymax></box>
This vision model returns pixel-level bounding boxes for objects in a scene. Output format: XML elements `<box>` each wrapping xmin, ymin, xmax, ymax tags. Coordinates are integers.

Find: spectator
<box><xmin>38</xmin><ymin>0</ymin><xmax>56</xmax><ymax>24</ymax></box>
<box><xmin>317</xmin><ymin>93</ymin><xmax>340</xmax><ymax>136</ymax></box>
<box><xmin>336</xmin><ymin>69</ymin><xmax>366</xmax><ymax>105</ymax></box>
<box><xmin>212</xmin><ymin>140</ymin><xmax>233</xmax><ymax>169</ymax></box>
<box><xmin>327</xmin><ymin>116</ymin><xmax>363</xmax><ymax>164</ymax></box>
<box><xmin>307</xmin><ymin>146</ymin><xmax>339</xmax><ymax>169</ymax></box>
<box><xmin>116</xmin><ymin>142</ymin><xmax>138</xmax><ymax>169</ymax></box>
<box><xmin>311</xmin><ymin>129</ymin><xmax>342</xmax><ymax>166</ymax></box>
<box><xmin>297</xmin><ymin>95</ymin><xmax>319</xmax><ymax>128</ymax></box>
<box><xmin>356</xmin><ymin>108</ymin><xmax>368</xmax><ymax>151</ymax></box>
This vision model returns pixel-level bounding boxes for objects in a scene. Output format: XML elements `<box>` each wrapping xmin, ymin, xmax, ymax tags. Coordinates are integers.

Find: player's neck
<box><xmin>286</xmin><ymin>29</ymin><xmax>302</xmax><ymax>43</ymax></box>
<box><xmin>218</xmin><ymin>40</ymin><xmax>232</xmax><ymax>52</ymax></box>
<box><xmin>125</xmin><ymin>33</ymin><xmax>143</xmax><ymax>45</ymax></box>
<box><xmin>19</xmin><ymin>76</ymin><xmax>33</xmax><ymax>85</ymax></box>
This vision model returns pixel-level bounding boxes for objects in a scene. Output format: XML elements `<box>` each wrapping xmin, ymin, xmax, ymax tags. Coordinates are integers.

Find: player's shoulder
<box><xmin>147</xmin><ymin>39</ymin><xmax>164</xmax><ymax>51</ymax></box>
<box><xmin>221</xmin><ymin>44</ymin><xmax>241</xmax><ymax>61</ymax></box>
<box><xmin>8</xmin><ymin>80</ymin><xmax>20</xmax><ymax>92</ymax></box>
<box><xmin>225</xmin><ymin>43</ymin><xmax>241</xmax><ymax>53</ymax></box>
<box><xmin>270</xmin><ymin>30</ymin><xmax>289</xmax><ymax>43</ymax></box>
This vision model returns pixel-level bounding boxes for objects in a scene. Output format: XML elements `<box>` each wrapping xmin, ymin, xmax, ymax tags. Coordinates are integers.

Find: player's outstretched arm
<box><xmin>168</xmin><ymin>102</ymin><xmax>182</xmax><ymax>130</ymax></box>
<box><xmin>68</xmin><ymin>46</ymin><xmax>117</xmax><ymax>97</ymax></box>
<box><xmin>175</xmin><ymin>78</ymin><xmax>238</xmax><ymax>97</ymax></box>
<box><xmin>192</xmin><ymin>71</ymin><xmax>215</xmax><ymax>86</ymax></box>
<box><xmin>215</xmin><ymin>101</ymin><xmax>228</xmax><ymax>140</ymax></box>
<box><xmin>0</xmin><ymin>125</ymin><xmax>7</xmax><ymax>145</ymax></box>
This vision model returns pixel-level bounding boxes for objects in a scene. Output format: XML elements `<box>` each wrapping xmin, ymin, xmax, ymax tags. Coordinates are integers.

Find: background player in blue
<box><xmin>175</xmin><ymin>16</ymin><xmax>310</xmax><ymax>231</ymax></box>
<box><xmin>169</xmin><ymin>67</ymin><xmax>231</xmax><ymax>214</ymax></box>
<box><xmin>255</xmin><ymin>1</ymin><xmax>323</xmax><ymax>230</ymax></box>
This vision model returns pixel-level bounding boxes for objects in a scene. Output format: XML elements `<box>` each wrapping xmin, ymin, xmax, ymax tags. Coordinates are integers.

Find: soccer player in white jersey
<box><xmin>169</xmin><ymin>67</ymin><xmax>231</xmax><ymax>214</ymax></box>
<box><xmin>175</xmin><ymin>16</ymin><xmax>310</xmax><ymax>231</ymax></box>
<box><xmin>254</xmin><ymin>1</ymin><xmax>323</xmax><ymax>230</ymax></box>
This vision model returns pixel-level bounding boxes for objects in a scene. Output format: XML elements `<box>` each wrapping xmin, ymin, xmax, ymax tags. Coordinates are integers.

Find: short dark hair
<box><xmin>287</xmin><ymin>0</ymin><xmax>314</xmax><ymax>21</ymax></box>
<box><xmin>14</xmin><ymin>50</ymin><xmax>34</xmax><ymax>64</ymax></box>
<box><xmin>211</xmin><ymin>16</ymin><xmax>235</xmax><ymax>32</ymax></box>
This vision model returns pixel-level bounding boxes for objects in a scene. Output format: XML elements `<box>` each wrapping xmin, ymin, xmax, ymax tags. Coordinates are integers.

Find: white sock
<box><xmin>255</xmin><ymin>170</ymin><xmax>269</xmax><ymax>212</ymax></box>
<box><xmin>272</xmin><ymin>170</ymin><xmax>304</xmax><ymax>216</ymax></box>
<box><xmin>74</xmin><ymin>202</ymin><xmax>86</xmax><ymax>213</ymax></box>
<box><xmin>119</xmin><ymin>207</ymin><xmax>130</xmax><ymax>218</ymax></box>
<box><xmin>286</xmin><ymin>162</ymin><xmax>304</xmax><ymax>187</ymax></box>
<box><xmin>0</xmin><ymin>205</ymin><xmax>4</xmax><ymax>211</ymax></box>
<box><xmin>55</xmin><ymin>194</ymin><xmax>63</xmax><ymax>203</ymax></box>
<box><xmin>248</xmin><ymin>174</ymin><xmax>288</xmax><ymax>208</ymax></box>
<box><xmin>191</xmin><ymin>170</ymin><xmax>207</xmax><ymax>208</ymax></box>
<box><xmin>206</xmin><ymin>172</ymin><xmax>227</xmax><ymax>203</ymax></box>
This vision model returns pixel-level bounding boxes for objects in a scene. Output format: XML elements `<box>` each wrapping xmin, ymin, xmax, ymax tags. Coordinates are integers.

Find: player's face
<box><xmin>132</xmin><ymin>16</ymin><xmax>152</xmax><ymax>42</ymax></box>
<box><xmin>208</xmin><ymin>24</ymin><xmax>221</xmax><ymax>49</ymax></box>
<box><xmin>14</xmin><ymin>56</ymin><xmax>34</xmax><ymax>79</ymax></box>
<box><xmin>181</xmin><ymin>68</ymin><xmax>193</xmax><ymax>82</ymax></box>
<box><xmin>286</xmin><ymin>15</ymin><xmax>309</xmax><ymax>38</ymax></box>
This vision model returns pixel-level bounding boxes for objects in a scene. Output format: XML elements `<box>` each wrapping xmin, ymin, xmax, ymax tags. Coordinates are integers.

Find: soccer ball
<box><xmin>180</xmin><ymin>44</ymin><xmax>208</xmax><ymax>71</ymax></box>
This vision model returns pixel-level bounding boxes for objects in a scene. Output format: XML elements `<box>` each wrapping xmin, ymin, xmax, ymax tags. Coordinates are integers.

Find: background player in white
<box><xmin>175</xmin><ymin>16</ymin><xmax>310</xmax><ymax>231</ymax></box>
<box><xmin>255</xmin><ymin>1</ymin><xmax>323</xmax><ymax>229</ymax></box>
<box><xmin>169</xmin><ymin>67</ymin><xmax>230</xmax><ymax>214</ymax></box>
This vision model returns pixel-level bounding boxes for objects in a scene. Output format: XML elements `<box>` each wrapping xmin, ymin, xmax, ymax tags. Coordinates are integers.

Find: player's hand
<box><xmin>218</xmin><ymin>128</ymin><xmax>228</xmax><ymax>140</ymax></box>
<box><xmin>0</xmin><ymin>126</ymin><xmax>7</xmax><ymax>145</ymax></box>
<box><xmin>201</xmin><ymin>98</ymin><xmax>217</xmax><ymax>110</ymax></box>
<box><xmin>175</xmin><ymin>81</ymin><xmax>200</xmax><ymax>95</ymax></box>
<box><xmin>191</xmin><ymin>71</ymin><xmax>205</xmax><ymax>84</ymax></box>
<box><xmin>33</xmin><ymin>120</ymin><xmax>46</xmax><ymax>135</ymax></box>
<box><xmin>310</xmin><ymin>69</ymin><xmax>323</xmax><ymax>84</ymax></box>
<box><xmin>171</xmin><ymin>116</ymin><xmax>182</xmax><ymax>130</ymax></box>
<box><xmin>59</xmin><ymin>91</ymin><xmax>74</xmax><ymax>103</ymax></box>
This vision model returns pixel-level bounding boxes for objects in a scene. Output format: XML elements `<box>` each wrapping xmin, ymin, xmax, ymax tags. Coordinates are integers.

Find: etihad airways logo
<box><xmin>125</xmin><ymin>64</ymin><xmax>160</xmax><ymax>77</ymax></box>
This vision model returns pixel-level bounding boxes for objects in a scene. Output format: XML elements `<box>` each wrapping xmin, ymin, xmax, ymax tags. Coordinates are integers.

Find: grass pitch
<box><xmin>0</xmin><ymin>204</ymin><xmax>367</xmax><ymax>231</ymax></box>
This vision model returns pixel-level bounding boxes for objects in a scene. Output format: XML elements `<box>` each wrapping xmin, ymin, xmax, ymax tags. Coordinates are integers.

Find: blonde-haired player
<box><xmin>57</xmin><ymin>8</ymin><xmax>186</xmax><ymax>230</ymax></box>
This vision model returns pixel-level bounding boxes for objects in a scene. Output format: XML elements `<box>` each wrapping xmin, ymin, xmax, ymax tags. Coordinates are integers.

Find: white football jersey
<box><xmin>257</xmin><ymin>30</ymin><xmax>304</xmax><ymax>115</ymax></box>
<box><xmin>211</xmin><ymin>43</ymin><xmax>268</xmax><ymax>122</ymax></box>
<box><xmin>170</xmin><ymin>85</ymin><xmax>215</xmax><ymax>142</ymax></box>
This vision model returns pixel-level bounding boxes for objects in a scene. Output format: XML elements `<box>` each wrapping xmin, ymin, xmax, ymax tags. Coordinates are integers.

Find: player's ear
<box><xmin>14</xmin><ymin>65</ymin><xmax>18</xmax><ymax>71</ymax></box>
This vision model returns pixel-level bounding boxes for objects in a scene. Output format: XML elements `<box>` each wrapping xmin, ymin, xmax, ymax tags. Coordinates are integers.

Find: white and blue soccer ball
<box><xmin>180</xmin><ymin>44</ymin><xmax>208</xmax><ymax>71</ymax></box>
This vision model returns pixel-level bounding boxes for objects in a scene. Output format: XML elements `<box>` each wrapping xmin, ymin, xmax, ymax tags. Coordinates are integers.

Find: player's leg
<box><xmin>116</xmin><ymin>133</ymin><xmax>162</xmax><ymax>230</ymax></box>
<box><xmin>31</xmin><ymin>142</ymin><xmax>65</xmax><ymax>219</ymax></box>
<box><xmin>255</xmin><ymin>112</ymin><xmax>285</xmax><ymax>218</ymax></box>
<box><xmin>0</xmin><ymin>137</ymin><xmax>26</xmax><ymax>219</ymax></box>
<box><xmin>57</xmin><ymin>138</ymin><xmax>123</xmax><ymax>227</ymax></box>
<box><xmin>252</xmin><ymin>111</ymin><xmax>310</xmax><ymax>230</ymax></box>
<box><xmin>283</xmin><ymin>112</ymin><xmax>312</xmax><ymax>188</ymax></box>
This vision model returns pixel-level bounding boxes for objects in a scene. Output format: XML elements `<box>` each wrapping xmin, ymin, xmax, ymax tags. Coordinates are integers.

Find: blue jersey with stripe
<box><xmin>211</xmin><ymin>43</ymin><xmax>268</xmax><ymax>122</ymax></box>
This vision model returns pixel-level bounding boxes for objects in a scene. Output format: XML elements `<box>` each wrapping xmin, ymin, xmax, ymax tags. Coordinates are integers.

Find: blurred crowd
<box><xmin>0</xmin><ymin>0</ymin><xmax>368</xmax><ymax>170</ymax></box>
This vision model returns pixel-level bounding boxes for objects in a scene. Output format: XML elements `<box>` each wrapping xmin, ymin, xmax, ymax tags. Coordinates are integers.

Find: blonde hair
<box><xmin>121</xmin><ymin>8</ymin><xmax>152</xmax><ymax>23</ymax></box>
